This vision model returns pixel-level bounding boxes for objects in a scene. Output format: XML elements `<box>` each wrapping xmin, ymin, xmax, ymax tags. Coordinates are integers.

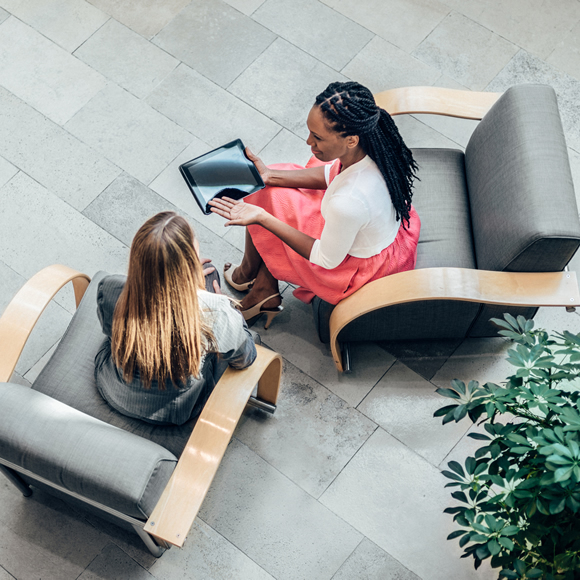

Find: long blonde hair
<box><xmin>112</xmin><ymin>211</ymin><xmax>215</xmax><ymax>388</ymax></box>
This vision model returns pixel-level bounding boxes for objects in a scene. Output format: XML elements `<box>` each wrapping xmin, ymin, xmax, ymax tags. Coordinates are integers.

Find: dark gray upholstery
<box><xmin>412</xmin><ymin>149</ymin><xmax>476</xmax><ymax>270</ymax></box>
<box><xmin>466</xmin><ymin>84</ymin><xmax>579</xmax><ymax>273</ymax></box>
<box><xmin>312</xmin><ymin>84</ymin><xmax>580</xmax><ymax>346</ymax></box>
<box><xmin>33</xmin><ymin>271</ymin><xmax>198</xmax><ymax>458</ymax></box>
<box><xmin>0</xmin><ymin>382</ymin><xmax>176</xmax><ymax>520</ymax></box>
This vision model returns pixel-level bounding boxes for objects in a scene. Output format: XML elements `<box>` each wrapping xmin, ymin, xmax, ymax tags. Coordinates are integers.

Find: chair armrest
<box><xmin>330</xmin><ymin>268</ymin><xmax>580</xmax><ymax>371</ymax></box>
<box><xmin>374</xmin><ymin>86</ymin><xmax>501</xmax><ymax>119</ymax></box>
<box><xmin>146</xmin><ymin>344</ymin><xmax>283</xmax><ymax>547</ymax></box>
<box><xmin>0</xmin><ymin>265</ymin><xmax>91</xmax><ymax>382</ymax></box>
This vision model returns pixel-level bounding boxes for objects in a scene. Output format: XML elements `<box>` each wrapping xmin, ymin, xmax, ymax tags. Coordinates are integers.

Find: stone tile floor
<box><xmin>1</xmin><ymin>0</ymin><xmax>580</xmax><ymax>579</ymax></box>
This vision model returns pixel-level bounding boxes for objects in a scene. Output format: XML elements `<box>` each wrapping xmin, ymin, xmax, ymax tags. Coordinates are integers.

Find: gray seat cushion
<box><xmin>466</xmin><ymin>83</ymin><xmax>580</xmax><ymax>273</ymax></box>
<box><xmin>32</xmin><ymin>271</ymin><xmax>200</xmax><ymax>458</ymax></box>
<box><xmin>0</xmin><ymin>382</ymin><xmax>176</xmax><ymax>520</ymax></box>
<box><xmin>412</xmin><ymin>148</ymin><xmax>476</xmax><ymax>270</ymax></box>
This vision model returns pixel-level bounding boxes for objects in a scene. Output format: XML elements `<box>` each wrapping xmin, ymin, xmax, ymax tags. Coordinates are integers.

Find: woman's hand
<box><xmin>245</xmin><ymin>147</ymin><xmax>273</xmax><ymax>186</ymax></box>
<box><xmin>209</xmin><ymin>197</ymin><xmax>266</xmax><ymax>226</ymax></box>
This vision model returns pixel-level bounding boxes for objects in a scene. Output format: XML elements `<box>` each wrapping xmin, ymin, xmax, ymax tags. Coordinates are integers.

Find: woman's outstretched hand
<box><xmin>209</xmin><ymin>196</ymin><xmax>266</xmax><ymax>226</ymax></box>
<box><xmin>245</xmin><ymin>147</ymin><xmax>272</xmax><ymax>186</ymax></box>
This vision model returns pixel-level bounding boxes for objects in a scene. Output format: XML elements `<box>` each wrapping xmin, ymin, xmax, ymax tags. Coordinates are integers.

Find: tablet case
<box><xmin>179</xmin><ymin>139</ymin><xmax>265</xmax><ymax>215</ymax></box>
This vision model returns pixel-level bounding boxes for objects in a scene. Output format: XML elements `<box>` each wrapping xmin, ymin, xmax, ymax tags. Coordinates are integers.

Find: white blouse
<box><xmin>309</xmin><ymin>156</ymin><xmax>400</xmax><ymax>269</ymax></box>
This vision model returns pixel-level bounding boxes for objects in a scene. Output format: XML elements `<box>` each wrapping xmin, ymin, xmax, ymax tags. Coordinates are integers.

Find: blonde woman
<box><xmin>94</xmin><ymin>211</ymin><xmax>256</xmax><ymax>425</ymax></box>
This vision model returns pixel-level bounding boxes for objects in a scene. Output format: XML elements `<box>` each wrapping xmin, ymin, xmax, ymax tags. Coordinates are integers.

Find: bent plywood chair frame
<box><xmin>0</xmin><ymin>265</ymin><xmax>283</xmax><ymax>552</ymax></box>
<box><xmin>328</xmin><ymin>86</ymin><xmax>580</xmax><ymax>372</ymax></box>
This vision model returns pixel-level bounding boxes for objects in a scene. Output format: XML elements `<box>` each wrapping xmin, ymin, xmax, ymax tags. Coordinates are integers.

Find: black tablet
<box><xmin>179</xmin><ymin>139</ymin><xmax>265</xmax><ymax>215</ymax></box>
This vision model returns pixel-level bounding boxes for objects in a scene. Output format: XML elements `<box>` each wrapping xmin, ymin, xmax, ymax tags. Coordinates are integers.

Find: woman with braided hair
<box><xmin>209</xmin><ymin>81</ymin><xmax>421</xmax><ymax>328</ymax></box>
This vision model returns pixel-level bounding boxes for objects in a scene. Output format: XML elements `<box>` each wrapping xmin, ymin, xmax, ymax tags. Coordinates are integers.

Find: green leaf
<box><xmin>468</xmin><ymin>433</ymin><xmax>491</xmax><ymax>441</ymax></box>
<box><xmin>549</xmin><ymin>497</ymin><xmax>566</xmax><ymax>514</ymax></box>
<box><xmin>441</xmin><ymin>470</ymin><xmax>464</xmax><ymax>482</ymax></box>
<box><xmin>435</xmin><ymin>387</ymin><xmax>461</xmax><ymax>400</ymax></box>
<box><xmin>433</xmin><ymin>404</ymin><xmax>457</xmax><ymax>418</ymax></box>
<box><xmin>498</xmin><ymin>536</ymin><xmax>514</xmax><ymax>550</ymax></box>
<box><xmin>487</xmin><ymin>538</ymin><xmax>501</xmax><ymax>556</ymax></box>
<box><xmin>453</xmin><ymin>404</ymin><xmax>468</xmax><ymax>422</ymax></box>
<box><xmin>514</xmin><ymin>559</ymin><xmax>526</xmax><ymax>574</ymax></box>
<box><xmin>526</xmin><ymin>570</ymin><xmax>543</xmax><ymax>579</ymax></box>
<box><xmin>501</xmin><ymin>526</ymin><xmax>520</xmax><ymax>536</ymax></box>
<box><xmin>447</xmin><ymin>461</ymin><xmax>465</xmax><ymax>478</ymax></box>
<box><xmin>554</xmin><ymin>466</ymin><xmax>573</xmax><ymax>482</ymax></box>
<box><xmin>498</xmin><ymin>572</ymin><xmax>518</xmax><ymax>580</ymax></box>
<box><xmin>450</xmin><ymin>379</ymin><xmax>466</xmax><ymax>395</ymax></box>
<box><xmin>504</xmin><ymin>313</ymin><xmax>519</xmax><ymax>329</ymax></box>
<box><xmin>447</xmin><ymin>530</ymin><xmax>466</xmax><ymax>540</ymax></box>
<box><xmin>465</xmin><ymin>457</ymin><xmax>476</xmax><ymax>475</ymax></box>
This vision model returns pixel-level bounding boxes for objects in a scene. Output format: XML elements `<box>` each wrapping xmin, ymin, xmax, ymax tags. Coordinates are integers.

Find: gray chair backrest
<box><xmin>465</xmin><ymin>84</ymin><xmax>580</xmax><ymax>273</ymax></box>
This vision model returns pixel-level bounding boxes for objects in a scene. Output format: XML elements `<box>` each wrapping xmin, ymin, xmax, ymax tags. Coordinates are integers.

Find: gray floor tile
<box><xmin>332</xmin><ymin>538</ymin><xmax>420</xmax><ymax>580</ymax></box>
<box><xmin>430</xmin><ymin>337</ymin><xmax>512</xmax><ymax>389</ymax></box>
<box><xmin>0</xmin><ymin>17</ymin><xmax>106</xmax><ymax>125</ymax></box>
<box><xmin>199</xmin><ymin>438</ymin><xmax>363</xmax><ymax>580</ymax></box>
<box><xmin>358</xmin><ymin>362</ymin><xmax>470</xmax><ymax>466</ymax></box>
<box><xmin>152</xmin><ymin>0</ymin><xmax>276</xmax><ymax>88</ymax></box>
<box><xmin>82</xmin><ymin>171</ymin><xmax>244</xmax><ymax>289</ymax></box>
<box><xmin>487</xmin><ymin>50</ymin><xmax>580</xmax><ymax>152</ymax></box>
<box><xmin>342</xmin><ymin>36</ymin><xmax>440</xmax><ymax>94</ymax></box>
<box><xmin>0</xmin><ymin>565</ymin><xmax>15</xmax><ymax>580</ymax></box>
<box><xmin>236</xmin><ymin>357</ymin><xmax>377</xmax><ymax>497</ymax></box>
<box><xmin>547</xmin><ymin>19</ymin><xmax>580</xmax><ymax>81</ymax></box>
<box><xmin>82</xmin><ymin>173</ymin><xmax>181</xmax><ymax>246</ymax></box>
<box><xmin>77</xmin><ymin>543</ymin><xmax>154</xmax><ymax>579</ymax></box>
<box><xmin>0</xmin><ymin>482</ymin><xmax>109</xmax><ymax>580</ymax></box>
<box><xmin>0</xmin><ymin>7</ymin><xmax>7</xmax><ymax>24</ymax></box>
<box><xmin>378</xmin><ymin>337</ymin><xmax>462</xmax><ymax>381</ymax></box>
<box><xmin>394</xmin><ymin>114</ymin><xmax>460</xmax><ymax>149</ymax></box>
<box><xmin>87</xmin><ymin>0</ymin><xmax>191</xmax><ymax>38</ymax></box>
<box><xmin>261</xmin><ymin>292</ymin><xmax>395</xmax><ymax>407</ymax></box>
<box><xmin>0</xmin><ymin>261</ymin><xmax>71</xmax><ymax>377</ymax></box>
<box><xmin>569</xmin><ymin>147</ymin><xmax>580</xmax><ymax>202</ymax></box>
<box><xmin>449</xmin><ymin>0</ymin><xmax>580</xmax><ymax>60</ymax></box>
<box><xmin>146</xmin><ymin>64</ymin><xmax>279</xmax><ymax>151</ymax></box>
<box><xmin>253</xmin><ymin>0</ymin><xmax>373</xmax><ymax>70</ymax></box>
<box><xmin>74</xmin><ymin>19</ymin><xmax>179</xmax><ymax>99</ymax></box>
<box><xmin>8</xmin><ymin>372</ymin><xmax>31</xmax><ymax>388</ymax></box>
<box><xmin>0</xmin><ymin>86</ymin><xmax>120</xmax><ymax>211</ymax></box>
<box><xmin>411</xmin><ymin>75</ymin><xmax>480</xmax><ymax>149</ymax></box>
<box><xmin>257</xmin><ymin>128</ymin><xmax>311</xmax><ymax>167</ymax></box>
<box><xmin>412</xmin><ymin>11</ymin><xmax>518</xmax><ymax>91</ymax></box>
<box><xmin>23</xmin><ymin>342</ymin><xmax>60</xmax><ymax>384</ymax></box>
<box><xmin>149</xmin><ymin>520</ymin><xmax>274</xmax><ymax>580</ymax></box>
<box><xmin>66</xmin><ymin>84</ymin><xmax>193</xmax><ymax>185</ymax></box>
<box><xmin>0</xmin><ymin>0</ymin><xmax>108</xmax><ymax>52</ymax></box>
<box><xmin>321</xmin><ymin>0</ymin><xmax>450</xmax><ymax>52</ymax></box>
<box><xmin>0</xmin><ymin>171</ymin><xmax>129</xmax><ymax>284</ymax></box>
<box><xmin>222</xmin><ymin>0</ymin><xmax>266</xmax><ymax>14</ymax></box>
<box><xmin>0</xmin><ymin>155</ymin><xmax>16</xmax><ymax>189</ymax></box>
<box><xmin>147</xmin><ymin>138</ymin><xmax>232</xmax><ymax>239</ymax></box>
<box><xmin>320</xmin><ymin>428</ymin><xmax>495</xmax><ymax>580</ymax></box>
<box><xmin>230</xmin><ymin>38</ymin><xmax>347</xmax><ymax>139</ymax></box>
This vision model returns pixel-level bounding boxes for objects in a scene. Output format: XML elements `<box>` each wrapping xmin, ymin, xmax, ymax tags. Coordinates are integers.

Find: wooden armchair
<box><xmin>0</xmin><ymin>265</ymin><xmax>282</xmax><ymax>555</ymax></box>
<box><xmin>311</xmin><ymin>85</ymin><xmax>580</xmax><ymax>371</ymax></box>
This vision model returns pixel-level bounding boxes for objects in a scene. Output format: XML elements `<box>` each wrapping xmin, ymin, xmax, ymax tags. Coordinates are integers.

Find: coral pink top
<box><xmin>245</xmin><ymin>156</ymin><xmax>420</xmax><ymax>305</ymax></box>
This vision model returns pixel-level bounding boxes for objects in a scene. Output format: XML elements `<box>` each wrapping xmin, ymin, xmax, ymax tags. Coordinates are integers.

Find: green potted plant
<box><xmin>435</xmin><ymin>314</ymin><xmax>580</xmax><ymax>580</ymax></box>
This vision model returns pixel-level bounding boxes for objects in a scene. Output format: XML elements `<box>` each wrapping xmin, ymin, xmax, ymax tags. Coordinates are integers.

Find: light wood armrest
<box><xmin>330</xmin><ymin>268</ymin><xmax>580</xmax><ymax>371</ymax></box>
<box><xmin>146</xmin><ymin>344</ymin><xmax>283</xmax><ymax>547</ymax></box>
<box><xmin>374</xmin><ymin>86</ymin><xmax>501</xmax><ymax>119</ymax></box>
<box><xmin>0</xmin><ymin>265</ymin><xmax>91</xmax><ymax>382</ymax></box>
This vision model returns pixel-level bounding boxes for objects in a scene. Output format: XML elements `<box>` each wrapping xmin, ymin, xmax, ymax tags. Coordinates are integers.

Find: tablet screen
<box><xmin>179</xmin><ymin>140</ymin><xmax>264</xmax><ymax>214</ymax></box>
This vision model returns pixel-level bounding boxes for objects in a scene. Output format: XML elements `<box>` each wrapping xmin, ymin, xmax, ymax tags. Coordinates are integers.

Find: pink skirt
<box><xmin>245</xmin><ymin>158</ymin><xmax>421</xmax><ymax>305</ymax></box>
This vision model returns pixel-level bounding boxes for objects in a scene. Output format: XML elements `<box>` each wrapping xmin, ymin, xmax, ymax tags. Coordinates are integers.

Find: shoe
<box><xmin>224</xmin><ymin>263</ymin><xmax>255</xmax><ymax>292</ymax></box>
<box><xmin>240</xmin><ymin>294</ymin><xmax>283</xmax><ymax>329</ymax></box>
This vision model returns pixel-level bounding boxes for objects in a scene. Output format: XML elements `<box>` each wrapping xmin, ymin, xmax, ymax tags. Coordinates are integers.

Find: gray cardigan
<box><xmin>94</xmin><ymin>275</ymin><xmax>256</xmax><ymax>425</ymax></box>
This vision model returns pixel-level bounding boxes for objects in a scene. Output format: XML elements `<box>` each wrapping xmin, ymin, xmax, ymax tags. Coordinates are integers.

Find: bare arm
<box><xmin>209</xmin><ymin>197</ymin><xmax>315</xmax><ymax>260</ymax></box>
<box><xmin>246</xmin><ymin>148</ymin><xmax>327</xmax><ymax>190</ymax></box>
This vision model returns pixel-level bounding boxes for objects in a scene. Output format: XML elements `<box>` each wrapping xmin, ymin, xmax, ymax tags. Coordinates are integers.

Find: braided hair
<box><xmin>315</xmin><ymin>81</ymin><xmax>418</xmax><ymax>227</ymax></box>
